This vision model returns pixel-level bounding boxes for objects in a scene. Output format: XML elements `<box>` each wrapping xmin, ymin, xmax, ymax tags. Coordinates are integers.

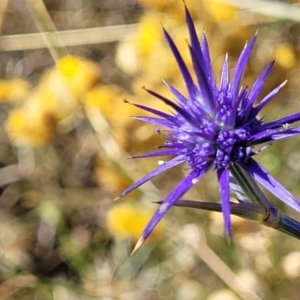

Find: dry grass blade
<box><xmin>24</xmin><ymin>0</ymin><xmax>68</xmax><ymax>61</ymax></box>
<box><xmin>0</xmin><ymin>0</ymin><xmax>8</xmax><ymax>33</ymax></box>
<box><xmin>180</xmin><ymin>225</ymin><xmax>263</xmax><ymax>300</ymax></box>
<box><xmin>0</xmin><ymin>24</ymin><xmax>138</xmax><ymax>51</ymax></box>
<box><xmin>214</xmin><ymin>0</ymin><xmax>300</xmax><ymax>22</ymax></box>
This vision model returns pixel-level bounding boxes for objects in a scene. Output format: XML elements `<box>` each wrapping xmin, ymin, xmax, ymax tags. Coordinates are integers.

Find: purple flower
<box><xmin>118</xmin><ymin>6</ymin><xmax>300</xmax><ymax>252</ymax></box>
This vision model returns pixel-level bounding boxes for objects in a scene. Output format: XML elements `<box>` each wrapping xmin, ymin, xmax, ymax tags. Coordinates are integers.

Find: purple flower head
<box><xmin>118</xmin><ymin>6</ymin><xmax>300</xmax><ymax>252</ymax></box>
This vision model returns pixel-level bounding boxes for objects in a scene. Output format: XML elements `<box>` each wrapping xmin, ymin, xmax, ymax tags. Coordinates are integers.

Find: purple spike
<box><xmin>231</xmin><ymin>35</ymin><xmax>257</xmax><ymax>102</ymax></box>
<box><xmin>118</xmin><ymin>155</ymin><xmax>185</xmax><ymax>198</ymax></box>
<box><xmin>184</xmin><ymin>5</ymin><xmax>203</xmax><ymax>66</ymax></box>
<box><xmin>188</xmin><ymin>45</ymin><xmax>216</xmax><ymax>116</ymax></box>
<box><xmin>262</xmin><ymin>112</ymin><xmax>300</xmax><ymax>130</ymax></box>
<box><xmin>158</xmin><ymin>141</ymin><xmax>187</xmax><ymax>149</ymax></box>
<box><xmin>217</xmin><ymin>169</ymin><xmax>231</xmax><ymax>237</ymax></box>
<box><xmin>184</xmin><ymin>6</ymin><xmax>216</xmax><ymax>115</ymax></box>
<box><xmin>163</xmin><ymin>80</ymin><xmax>189</xmax><ymax>106</ymax></box>
<box><xmin>140</xmin><ymin>169</ymin><xmax>206</xmax><ymax>240</ymax></box>
<box><xmin>126</xmin><ymin>100</ymin><xmax>178</xmax><ymax>123</ymax></box>
<box><xmin>244</xmin><ymin>61</ymin><xmax>275</xmax><ymax>116</ymax></box>
<box><xmin>163</xmin><ymin>28</ymin><xmax>197</xmax><ymax>99</ymax></box>
<box><xmin>249</xmin><ymin>127</ymin><xmax>300</xmax><ymax>145</ymax></box>
<box><xmin>130</xmin><ymin>149</ymin><xmax>184</xmax><ymax>159</ymax></box>
<box><xmin>245</xmin><ymin>159</ymin><xmax>300</xmax><ymax>212</ymax></box>
<box><xmin>250</xmin><ymin>80</ymin><xmax>287</xmax><ymax>118</ymax></box>
<box><xmin>238</xmin><ymin>87</ymin><xmax>249</xmax><ymax>110</ymax></box>
<box><xmin>220</xmin><ymin>53</ymin><xmax>229</xmax><ymax>92</ymax></box>
<box><xmin>201</xmin><ymin>33</ymin><xmax>218</xmax><ymax>95</ymax></box>
<box><xmin>133</xmin><ymin>116</ymin><xmax>175</xmax><ymax>128</ymax></box>
<box><xmin>144</xmin><ymin>87</ymin><xmax>196</xmax><ymax>124</ymax></box>
<box><xmin>185</xmin><ymin>4</ymin><xmax>214</xmax><ymax>90</ymax></box>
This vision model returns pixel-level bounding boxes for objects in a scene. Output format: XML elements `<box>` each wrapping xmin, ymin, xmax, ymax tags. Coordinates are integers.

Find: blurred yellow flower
<box><xmin>274</xmin><ymin>43</ymin><xmax>297</xmax><ymax>69</ymax></box>
<box><xmin>134</xmin><ymin>13</ymin><xmax>164</xmax><ymax>58</ymax></box>
<box><xmin>205</xmin><ymin>0</ymin><xmax>236</xmax><ymax>23</ymax></box>
<box><xmin>94</xmin><ymin>155</ymin><xmax>135</xmax><ymax>194</ymax></box>
<box><xmin>122</xmin><ymin>13</ymin><xmax>180</xmax><ymax>80</ymax></box>
<box><xmin>84</xmin><ymin>84</ymin><xmax>141</xmax><ymax>124</ymax></box>
<box><xmin>83</xmin><ymin>84</ymin><xmax>124</xmax><ymax>115</ymax></box>
<box><xmin>0</xmin><ymin>79</ymin><xmax>31</xmax><ymax>103</ymax></box>
<box><xmin>6</xmin><ymin>107</ymin><xmax>57</xmax><ymax>146</ymax></box>
<box><xmin>6</xmin><ymin>85</ymin><xmax>77</xmax><ymax>146</ymax></box>
<box><xmin>55</xmin><ymin>56</ymin><xmax>100</xmax><ymax>98</ymax></box>
<box><xmin>137</xmin><ymin>0</ymin><xmax>175</xmax><ymax>10</ymax></box>
<box><xmin>5</xmin><ymin>56</ymin><xmax>100</xmax><ymax>147</ymax></box>
<box><xmin>106</xmin><ymin>202</ymin><xmax>165</xmax><ymax>241</ymax></box>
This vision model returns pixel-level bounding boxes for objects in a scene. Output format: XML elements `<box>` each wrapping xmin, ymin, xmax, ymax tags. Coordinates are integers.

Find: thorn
<box><xmin>123</xmin><ymin>98</ymin><xmax>129</xmax><ymax>103</ymax></box>
<box><xmin>152</xmin><ymin>200</ymin><xmax>162</xmax><ymax>204</ymax></box>
<box><xmin>131</xmin><ymin>237</ymin><xmax>145</xmax><ymax>255</ymax></box>
<box><xmin>226</xmin><ymin>236</ymin><xmax>232</xmax><ymax>245</ymax></box>
<box><xmin>113</xmin><ymin>196</ymin><xmax>121</xmax><ymax>201</ymax></box>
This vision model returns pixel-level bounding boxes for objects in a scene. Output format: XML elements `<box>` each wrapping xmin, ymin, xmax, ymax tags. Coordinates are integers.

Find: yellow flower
<box><xmin>5</xmin><ymin>56</ymin><xmax>100</xmax><ymax>147</ymax></box>
<box><xmin>106</xmin><ymin>202</ymin><xmax>165</xmax><ymax>241</ymax></box>
<box><xmin>0</xmin><ymin>79</ymin><xmax>31</xmax><ymax>103</ymax></box>
<box><xmin>206</xmin><ymin>0</ymin><xmax>237</xmax><ymax>23</ymax></box>
<box><xmin>137</xmin><ymin>0</ymin><xmax>175</xmax><ymax>11</ymax></box>
<box><xmin>55</xmin><ymin>56</ymin><xmax>100</xmax><ymax>98</ymax></box>
<box><xmin>6</xmin><ymin>108</ymin><xmax>57</xmax><ymax>146</ymax></box>
<box><xmin>94</xmin><ymin>153</ymin><xmax>135</xmax><ymax>194</ymax></box>
<box><xmin>84</xmin><ymin>85</ymin><xmax>142</xmax><ymax>124</ymax></box>
<box><xmin>5</xmin><ymin>85</ymin><xmax>76</xmax><ymax>146</ymax></box>
<box><xmin>274</xmin><ymin>43</ymin><xmax>297</xmax><ymax>69</ymax></box>
<box><xmin>83</xmin><ymin>84</ymin><xmax>123</xmax><ymax>114</ymax></box>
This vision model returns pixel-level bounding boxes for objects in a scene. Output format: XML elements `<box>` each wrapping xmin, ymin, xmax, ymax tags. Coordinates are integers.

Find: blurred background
<box><xmin>0</xmin><ymin>0</ymin><xmax>300</xmax><ymax>299</ymax></box>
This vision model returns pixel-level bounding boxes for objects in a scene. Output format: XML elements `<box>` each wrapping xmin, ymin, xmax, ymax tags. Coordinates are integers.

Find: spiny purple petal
<box><xmin>125</xmin><ymin>100</ymin><xmax>177</xmax><ymax>123</ymax></box>
<box><xmin>237</xmin><ymin>87</ymin><xmax>249</xmax><ymax>111</ymax></box>
<box><xmin>244</xmin><ymin>159</ymin><xmax>300</xmax><ymax>212</ymax></box>
<box><xmin>119</xmin><ymin>155</ymin><xmax>185</xmax><ymax>198</ymax></box>
<box><xmin>163</xmin><ymin>80</ymin><xmax>189</xmax><ymax>106</ymax></box>
<box><xmin>144</xmin><ymin>87</ymin><xmax>196</xmax><ymax>124</ymax></box>
<box><xmin>140</xmin><ymin>169</ymin><xmax>206</xmax><ymax>240</ymax></box>
<box><xmin>185</xmin><ymin>4</ymin><xmax>215</xmax><ymax>91</ymax></box>
<box><xmin>158</xmin><ymin>141</ymin><xmax>187</xmax><ymax>149</ymax></box>
<box><xmin>130</xmin><ymin>149</ymin><xmax>185</xmax><ymax>159</ymax></box>
<box><xmin>133</xmin><ymin>116</ymin><xmax>175</xmax><ymax>128</ymax></box>
<box><xmin>188</xmin><ymin>44</ymin><xmax>216</xmax><ymax>116</ymax></box>
<box><xmin>184</xmin><ymin>5</ymin><xmax>202</xmax><ymax>65</ymax></box>
<box><xmin>220</xmin><ymin>53</ymin><xmax>229</xmax><ymax>91</ymax></box>
<box><xmin>231</xmin><ymin>35</ymin><xmax>257</xmax><ymax>101</ymax></box>
<box><xmin>243</xmin><ymin>61</ymin><xmax>275</xmax><ymax>117</ymax></box>
<box><xmin>262</xmin><ymin>112</ymin><xmax>300</xmax><ymax>130</ymax></box>
<box><xmin>250</xmin><ymin>80</ymin><xmax>287</xmax><ymax>118</ymax></box>
<box><xmin>201</xmin><ymin>33</ymin><xmax>218</xmax><ymax>96</ymax></box>
<box><xmin>249</xmin><ymin>127</ymin><xmax>300</xmax><ymax>145</ymax></box>
<box><xmin>163</xmin><ymin>27</ymin><xmax>197</xmax><ymax>100</ymax></box>
<box><xmin>163</xmin><ymin>81</ymin><xmax>206</xmax><ymax>119</ymax></box>
<box><xmin>184</xmin><ymin>6</ymin><xmax>216</xmax><ymax>116</ymax></box>
<box><xmin>217</xmin><ymin>168</ymin><xmax>231</xmax><ymax>237</ymax></box>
